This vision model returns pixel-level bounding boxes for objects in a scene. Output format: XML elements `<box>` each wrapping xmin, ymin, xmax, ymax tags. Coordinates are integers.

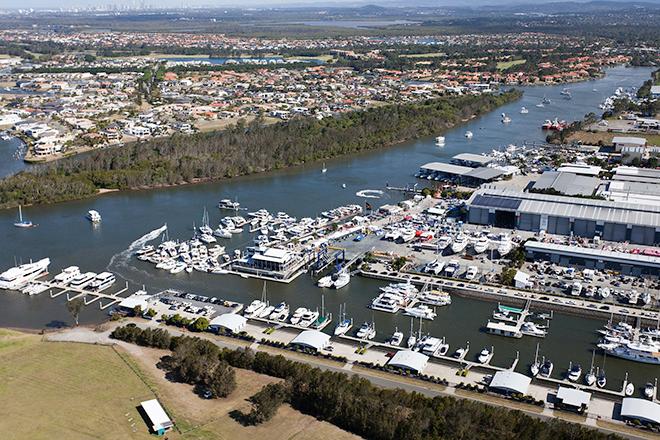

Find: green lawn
<box><xmin>0</xmin><ymin>332</ymin><xmax>156</xmax><ymax>440</ymax></box>
<box><xmin>496</xmin><ymin>59</ymin><xmax>526</xmax><ymax>70</ymax></box>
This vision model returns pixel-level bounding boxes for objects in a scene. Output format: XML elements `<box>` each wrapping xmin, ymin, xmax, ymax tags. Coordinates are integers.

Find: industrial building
<box><xmin>531</xmin><ymin>171</ymin><xmax>602</xmax><ymax>197</ymax></box>
<box><xmin>466</xmin><ymin>188</ymin><xmax>660</xmax><ymax>245</ymax></box>
<box><xmin>290</xmin><ymin>330</ymin><xmax>331</xmax><ymax>352</ymax></box>
<box><xmin>554</xmin><ymin>387</ymin><xmax>591</xmax><ymax>413</ymax></box>
<box><xmin>488</xmin><ymin>371</ymin><xmax>531</xmax><ymax>395</ymax></box>
<box><xmin>417</xmin><ymin>162</ymin><xmax>505</xmax><ymax>186</ymax></box>
<box><xmin>387</xmin><ymin>350</ymin><xmax>429</xmax><ymax>374</ymax></box>
<box><xmin>620</xmin><ymin>398</ymin><xmax>660</xmax><ymax>425</ymax></box>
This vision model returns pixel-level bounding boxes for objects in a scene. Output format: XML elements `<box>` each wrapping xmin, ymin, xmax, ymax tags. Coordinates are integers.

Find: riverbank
<box><xmin>0</xmin><ymin>90</ymin><xmax>521</xmax><ymax>210</ymax></box>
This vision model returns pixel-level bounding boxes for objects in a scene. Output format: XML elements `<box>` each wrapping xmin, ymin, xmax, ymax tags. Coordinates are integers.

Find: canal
<box><xmin>1</xmin><ymin>66</ymin><xmax>657</xmax><ymax>391</ymax></box>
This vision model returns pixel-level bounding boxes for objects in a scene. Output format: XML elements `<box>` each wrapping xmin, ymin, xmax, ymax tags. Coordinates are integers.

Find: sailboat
<box><xmin>13</xmin><ymin>205</ymin><xmax>34</xmax><ymax>228</ymax></box>
<box><xmin>530</xmin><ymin>343</ymin><xmax>541</xmax><ymax>377</ymax></box>
<box><xmin>584</xmin><ymin>350</ymin><xmax>597</xmax><ymax>386</ymax></box>
<box><xmin>322</xmin><ymin>163</ymin><xmax>327</xmax><ymax>173</ymax></box>
<box><xmin>406</xmin><ymin>317</ymin><xmax>418</xmax><ymax>348</ymax></box>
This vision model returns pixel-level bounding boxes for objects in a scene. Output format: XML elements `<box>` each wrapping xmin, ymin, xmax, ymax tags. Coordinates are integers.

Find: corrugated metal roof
<box><xmin>524</xmin><ymin>241</ymin><xmax>660</xmax><ymax>268</ymax></box>
<box><xmin>621</xmin><ymin>398</ymin><xmax>660</xmax><ymax>424</ymax></box>
<box><xmin>489</xmin><ymin>371</ymin><xmax>531</xmax><ymax>395</ymax></box>
<box><xmin>532</xmin><ymin>171</ymin><xmax>601</xmax><ymax>196</ymax></box>
<box><xmin>420</xmin><ymin>162</ymin><xmax>472</xmax><ymax>175</ymax></box>
<box><xmin>465</xmin><ymin>167</ymin><xmax>504</xmax><ymax>180</ymax></box>
<box><xmin>451</xmin><ymin>153</ymin><xmax>493</xmax><ymax>165</ymax></box>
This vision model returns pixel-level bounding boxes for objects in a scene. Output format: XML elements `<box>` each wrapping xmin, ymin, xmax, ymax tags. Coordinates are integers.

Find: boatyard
<box><xmin>1</xmin><ymin>66</ymin><xmax>659</xmax><ymax>434</ymax></box>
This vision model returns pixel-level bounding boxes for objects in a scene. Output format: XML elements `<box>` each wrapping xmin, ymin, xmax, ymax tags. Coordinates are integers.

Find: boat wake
<box><xmin>356</xmin><ymin>189</ymin><xmax>384</xmax><ymax>199</ymax></box>
<box><xmin>106</xmin><ymin>224</ymin><xmax>167</xmax><ymax>272</ymax></box>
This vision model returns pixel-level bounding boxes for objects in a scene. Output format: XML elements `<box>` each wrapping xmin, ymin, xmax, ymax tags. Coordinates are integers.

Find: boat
<box><xmin>443</xmin><ymin>260</ymin><xmax>460</xmax><ymax>278</ymax></box>
<box><xmin>53</xmin><ymin>266</ymin><xmax>81</xmax><ymax>284</ymax></box>
<box><xmin>567</xmin><ymin>362</ymin><xmax>582</xmax><ymax>382</ymax></box>
<box><xmin>245</xmin><ymin>299</ymin><xmax>267</xmax><ymax>317</ymax></box>
<box><xmin>403</xmin><ymin>304</ymin><xmax>437</xmax><ymax>320</ymax></box>
<box><xmin>602</xmin><ymin>341</ymin><xmax>660</xmax><ymax>364</ymax></box>
<box><xmin>317</xmin><ymin>275</ymin><xmax>333</xmax><ymax>288</ymax></box>
<box><xmin>521</xmin><ymin>321</ymin><xmax>547</xmax><ymax>338</ymax></box>
<box><xmin>644</xmin><ymin>382</ymin><xmax>655</xmax><ymax>400</ymax></box>
<box><xmin>501</xmin><ymin>113</ymin><xmax>511</xmax><ymax>123</ymax></box>
<box><xmin>321</xmin><ymin>163</ymin><xmax>327</xmax><ymax>173</ymax></box>
<box><xmin>435</xmin><ymin>337</ymin><xmax>450</xmax><ymax>356</ymax></box>
<box><xmin>584</xmin><ymin>350</ymin><xmax>597</xmax><ymax>386</ymax></box>
<box><xmin>388</xmin><ymin>328</ymin><xmax>404</xmax><ymax>346</ymax></box>
<box><xmin>356</xmin><ymin>321</ymin><xmax>376</xmax><ymax>340</ymax></box>
<box><xmin>542</xmin><ymin>96</ymin><xmax>551</xmax><ymax>104</ymax></box>
<box><xmin>258</xmin><ymin>304</ymin><xmax>275</xmax><ymax>318</ymax></box>
<box><xmin>539</xmin><ymin>357</ymin><xmax>553</xmax><ymax>378</ymax></box>
<box><xmin>423</xmin><ymin>259</ymin><xmax>445</xmax><ymax>275</ymax></box>
<box><xmin>560</xmin><ymin>88</ymin><xmax>571</xmax><ymax>98</ymax></box>
<box><xmin>13</xmin><ymin>205</ymin><xmax>34</xmax><ymax>228</ymax></box>
<box><xmin>299</xmin><ymin>309</ymin><xmax>320</xmax><ymax>328</ymax></box>
<box><xmin>0</xmin><ymin>258</ymin><xmax>51</xmax><ymax>290</ymax></box>
<box><xmin>69</xmin><ymin>271</ymin><xmax>96</xmax><ymax>289</ymax></box>
<box><xmin>530</xmin><ymin>343</ymin><xmax>541</xmax><ymax>377</ymax></box>
<box><xmin>406</xmin><ymin>318</ymin><xmax>417</xmax><ymax>348</ymax></box>
<box><xmin>435</xmin><ymin>136</ymin><xmax>445</xmax><ymax>146</ymax></box>
<box><xmin>289</xmin><ymin>307</ymin><xmax>308</xmax><ymax>325</ymax></box>
<box><xmin>332</xmin><ymin>271</ymin><xmax>350</xmax><ymax>289</ymax></box>
<box><xmin>570</xmin><ymin>281</ymin><xmax>582</xmax><ymax>297</ymax></box>
<box><xmin>520</xmin><ymin>107</ymin><xmax>528</xmax><ymax>114</ymax></box>
<box><xmin>213</xmin><ymin>228</ymin><xmax>232</xmax><ymax>239</ymax></box>
<box><xmin>334</xmin><ymin>304</ymin><xmax>352</xmax><ymax>335</ymax></box>
<box><xmin>497</xmin><ymin>235</ymin><xmax>513</xmax><ymax>256</ymax></box>
<box><xmin>218</xmin><ymin>199</ymin><xmax>241</xmax><ymax>211</ymax></box>
<box><xmin>435</xmin><ymin>235</ymin><xmax>452</xmax><ymax>251</ymax></box>
<box><xmin>478</xmin><ymin>347</ymin><xmax>493</xmax><ymax>364</ymax></box>
<box><xmin>596</xmin><ymin>367</ymin><xmax>607</xmax><ymax>388</ymax></box>
<box><xmin>88</xmin><ymin>272</ymin><xmax>116</xmax><ymax>292</ymax></box>
<box><xmin>625</xmin><ymin>382</ymin><xmax>635</xmax><ymax>397</ymax></box>
<box><xmin>473</xmin><ymin>236</ymin><xmax>490</xmax><ymax>254</ymax></box>
<box><xmin>169</xmin><ymin>262</ymin><xmax>187</xmax><ymax>274</ymax></box>
<box><xmin>464</xmin><ymin>131</ymin><xmax>473</xmax><ymax>139</ymax></box>
<box><xmin>86</xmin><ymin>210</ymin><xmax>101</xmax><ymax>223</ymax></box>
<box><xmin>451</xmin><ymin>235</ymin><xmax>469</xmax><ymax>254</ymax></box>
<box><xmin>417</xmin><ymin>289</ymin><xmax>451</xmax><ymax>306</ymax></box>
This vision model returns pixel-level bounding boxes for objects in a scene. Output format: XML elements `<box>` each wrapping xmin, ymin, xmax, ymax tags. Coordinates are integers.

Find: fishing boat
<box><xmin>13</xmin><ymin>205</ymin><xmax>34</xmax><ymax>228</ymax></box>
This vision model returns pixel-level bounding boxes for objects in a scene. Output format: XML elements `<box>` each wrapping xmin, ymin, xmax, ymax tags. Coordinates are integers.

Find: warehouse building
<box><xmin>531</xmin><ymin>171</ymin><xmax>602</xmax><ymax>197</ymax></box>
<box><xmin>466</xmin><ymin>188</ymin><xmax>660</xmax><ymax>245</ymax></box>
<box><xmin>417</xmin><ymin>162</ymin><xmax>504</xmax><ymax>186</ymax></box>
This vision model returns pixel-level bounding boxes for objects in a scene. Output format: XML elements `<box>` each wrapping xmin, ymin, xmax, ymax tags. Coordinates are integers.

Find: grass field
<box><xmin>496</xmin><ymin>59</ymin><xmax>526</xmax><ymax>70</ymax></box>
<box><xmin>0</xmin><ymin>330</ymin><xmax>359</xmax><ymax>440</ymax></box>
<box><xmin>567</xmin><ymin>130</ymin><xmax>660</xmax><ymax>146</ymax></box>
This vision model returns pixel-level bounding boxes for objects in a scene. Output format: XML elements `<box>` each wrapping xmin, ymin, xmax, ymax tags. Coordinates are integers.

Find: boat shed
<box><xmin>290</xmin><ymin>330</ymin><xmax>330</xmax><ymax>352</ymax></box>
<box><xmin>209</xmin><ymin>313</ymin><xmax>247</xmax><ymax>333</ymax></box>
<box><xmin>613</xmin><ymin>166</ymin><xmax>660</xmax><ymax>184</ymax></box>
<box><xmin>418</xmin><ymin>162</ymin><xmax>504</xmax><ymax>186</ymax></box>
<box><xmin>620</xmin><ymin>398</ymin><xmax>660</xmax><ymax>425</ymax></box>
<box><xmin>451</xmin><ymin>153</ymin><xmax>494</xmax><ymax>168</ymax></box>
<box><xmin>555</xmin><ymin>387</ymin><xmax>591</xmax><ymax>413</ymax></box>
<box><xmin>488</xmin><ymin>371</ymin><xmax>531</xmax><ymax>395</ymax></box>
<box><xmin>466</xmin><ymin>188</ymin><xmax>660</xmax><ymax>245</ymax></box>
<box><xmin>524</xmin><ymin>241</ymin><xmax>660</xmax><ymax>276</ymax></box>
<box><xmin>387</xmin><ymin>350</ymin><xmax>429</xmax><ymax>374</ymax></box>
<box><xmin>140</xmin><ymin>399</ymin><xmax>174</xmax><ymax>435</ymax></box>
<box><xmin>531</xmin><ymin>171</ymin><xmax>601</xmax><ymax>197</ymax></box>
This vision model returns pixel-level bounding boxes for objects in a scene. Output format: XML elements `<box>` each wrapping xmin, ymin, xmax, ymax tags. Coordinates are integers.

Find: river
<box><xmin>1</xmin><ymin>66</ymin><xmax>657</xmax><ymax>390</ymax></box>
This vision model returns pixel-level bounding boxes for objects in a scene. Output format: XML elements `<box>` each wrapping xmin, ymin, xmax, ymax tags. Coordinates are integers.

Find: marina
<box><xmin>1</xmin><ymin>66</ymin><xmax>659</xmax><ymax>400</ymax></box>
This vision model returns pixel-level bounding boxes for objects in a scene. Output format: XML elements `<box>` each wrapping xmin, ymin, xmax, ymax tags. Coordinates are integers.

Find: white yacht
<box><xmin>451</xmin><ymin>235</ymin><xmax>469</xmax><ymax>254</ymax></box>
<box><xmin>218</xmin><ymin>199</ymin><xmax>241</xmax><ymax>211</ymax></box>
<box><xmin>464</xmin><ymin>131</ymin><xmax>473</xmax><ymax>139</ymax></box>
<box><xmin>521</xmin><ymin>321</ymin><xmax>547</xmax><ymax>338</ymax></box>
<box><xmin>86</xmin><ymin>210</ymin><xmax>102</xmax><ymax>223</ymax></box>
<box><xmin>423</xmin><ymin>259</ymin><xmax>445</xmax><ymax>275</ymax></box>
<box><xmin>289</xmin><ymin>307</ymin><xmax>308</xmax><ymax>325</ymax></box>
<box><xmin>332</xmin><ymin>271</ymin><xmax>350</xmax><ymax>289</ymax></box>
<box><xmin>567</xmin><ymin>363</ymin><xmax>582</xmax><ymax>382</ymax></box>
<box><xmin>540</xmin><ymin>358</ymin><xmax>554</xmax><ymax>378</ymax></box>
<box><xmin>69</xmin><ymin>271</ymin><xmax>96</xmax><ymax>289</ymax></box>
<box><xmin>464</xmin><ymin>266</ymin><xmax>479</xmax><ymax>281</ymax></box>
<box><xmin>244</xmin><ymin>300</ymin><xmax>267</xmax><ymax>317</ymax></box>
<box><xmin>388</xmin><ymin>328</ymin><xmax>404</xmax><ymax>346</ymax></box>
<box><xmin>0</xmin><ymin>258</ymin><xmax>50</xmax><ymax>290</ymax></box>
<box><xmin>53</xmin><ymin>266</ymin><xmax>80</xmax><ymax>284</ymax></box>
<box><xmin>478</xmin><ymin>347</ymin><xmax>493</xmax><ymax>364</ymax></box>
<box><xmin>370</xmin><ymin>293</ymin><xmax>401</xmax><ymax>313</ymax></box>
<box><xmin>436</xmin><ymin>235</ymin><xmax>452</xmax><ymax>251</ymax></box>
<box><xmin>497</xmin><ymin>236</ymin><xmax>513</xmax><ymax>256</ymax></box>
<box><xmin>443</xmin><ymin>260</ymin><xmax>460</xmax><ymax>278</ymax></box>
<box><xmin>625</xmin><ymin>382</ymin><xmax>635</xmax><ymax>397</ymax></box>
<box><xmin>501</xmin><ymin>113</ymin><xmax>512</xmax><ymax>123</ymax></box>
<box><xmin>213</xmin><ymin>228</ymin><xmax>232</xmax><ymax>239</ymax></box>
<box><xmin>417</xmin><ymin>289</ymin><xmax>451</xmax><ymax>306</ymax></box>
<box><xmin>88</xmin><ymin>272</ymin><xmax>116</xmax><ymax>292</ymax></box>
<box><xmin>356</xmin><ymin>321</ymin><xmax>376</xmax><ymax>340</ymax></box>
<box><xmin>520</xmin><ymin>107</ymin><xmax>529</xmax><ymax>114</ymax></box>
<box><xmin>403</xmin><ymin>304</ymin><xmax>437</xmax><ymax>320</ymax></box>
<box><xmin>603</xmin><ymin>341</ymin><xmax>660</xmax><ymax>365</ymax></box>
<box><xmin>269</xmin><ymin>302</ymin><xmax>290</xmax><ymax>321</ymax></box>
<box><xmin>435</xmin><ymin>136</ymin><xmax>446</xmax><ymax>146</ymax></box>
<box><xmin>317</xmin><ymin>275</ymin><xmax>333</xmax><ymax>288</ymax></box>
<box><xmin>644</xmin><ymin>382</ymin><xmax>655</xmax><ymax>400</ymax></box>
<box><xmin>299</xmin><ymin>309</ymin><xmax>320</xmax><ymax>328</ymax></box>
<box><xmin>473</xmin><ymin>236</ymin><xmax>490</xmax><ymax>254</ymax></box>
<box><xmin>259</xmin><ymin>304</ymin><xmax>275</xmax><ymax>318</ymax></box>
<box><xmin>334</xmin><ymin>317</ymin><xmax>353</xmax><ymax>336</ymax></box>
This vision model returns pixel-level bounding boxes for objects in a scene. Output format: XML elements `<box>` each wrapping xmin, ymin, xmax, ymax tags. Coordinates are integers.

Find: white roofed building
<box><xmin>488</xmin><ymin>371</ymin><xmax>531</xmax><ymax>395</ymax></box>
<box><xmin>290</xmin><ymin>330</ymin><xmax>330</xmax><ymax>352</ymax></box>
<box><xmin>140</xmin><ymin>399</ymin><xmax>174</xmax><ymax>435</ymax></box>
<box><xmin>387</xmin><ymin>350</ymin><xmax>429</xmax><ymax>374</ymax></box>
<box><xmin>620</xmin><ymin>398</ymin><xmax>660</xmax><ymax>425</ymax></box>
<box><xmin>209</xmin><ymin>313</ymin><xmax>247</xmax><ymax>333</ymax></box>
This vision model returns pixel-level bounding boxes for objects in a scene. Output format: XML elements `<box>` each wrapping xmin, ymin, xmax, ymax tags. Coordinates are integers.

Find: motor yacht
<box><xmin>464</xmin><ymin>265</ymin><xmax>479</xmax><ymax>281</ymax></box>
<box><xmin>269</xmin><ymin>302</ymin><xmax>289</xmax><ymax>321</ymax></box>
<box><xmin>644</xmin><ymin>382</ymin><xmax>655</xmax><ymax>399</ymax></box>
<box><xmin>244</xmin><ymin>300</ymin><xmax>267</xmax><ymax>317</ymax></box>
<box><xmin>497</xmin><ymin>236</ymin><xmax>513</xmax><ymax>256</ymax></box>
<box><xmin>213</xmin><ymin>228</ymin><xmax>232</xmax><ymax>239</ymax></box>
<box><xmin>86</xmin><ymin>210</ymin><xmax>102</xmax><ymax>223</ymax></box>
<box><xmin>170</xmin><ymin>262</ymin><xmax>187</xmax><ymax>274</ymax></box>
<box><xmin>473</xmin><ymin>236</ymin><xmax>490</xmax><ymax>254</ymax></box>
<box><xmin>299</xmin><ymin>309</ymin><xmax>320</xmax><ymax>328</ymax></box>
<box><xmin>478</xmin><ymin>347</ymin><xmax>493</xmax><ymax>364</ymax></box>
<box><xmin>520</xmin><ymin>107</ymin><xmax>528</xmax><ymax>114</ymax></box>
<box><xmin>259</xmin><ymin>303</ymin><xmax>275</xmax><ymax>318</ymax></box>
<box><xmin>436</xmin><ymin>235</ymin><xmax>452</xmax><ymax>251</ymax></box>
<box><xmin>443</xmin><ymin>260</ymin><xmax>460</xmax><ymax>278</ymax></box>
<box><xmin>435</xmin><ymin>337</ymin><xmax>450</xmax><ymax>356</ymax></box>
<box><xmin>625</xmin><ymin>382</ymin><xmax>635</xmax><ymax>397</ymax></box>
<box><xmin>403</xmin><ymin>304</ymin><xmax>437</xmax><ymax>320</ymax></box>
<box><xmin>332</xmin><ymin>271</ymin><xmax>350</xmax><ymax>289</ymax></box>
<box><xmin>88</xmin><ymin>272</ymin><xmax>116</xmax><ymax>292</ymax></box>
<box><xmin>370</xmin><ymin>293</ymin><xmax>402</xmax><ymax>313</ymax></box>
<box><xmin>451</xmin><ymin>235</ymin><xmax>468</xmax><ymax>254</ymax></box>
<box><xmin>539</xmin><ymin>358</ymin><xmax>553</xmax><ymax>378</ymax></box>
<box><xmin>53</xmin><ymin>266</ymin><xmax>81</xmax><ymax>284</ymax></box>
<box><xmin>423</xmin><ymin>259</ymin><xmax>445</xmax><ymax>275</ymax></box>
<box><xmin>596</xmin><ymin>368</ymin><xmax>607</xmax><ymax>388</ymax></box>
<box><xmin>567</xmin><ymin>363</ymin><xmax>582</xmax><ymax>382</ymax></box>
<box><xmin>417</xmin><ymin>289</ymin><xmax>451</xmax><ymax>306</ymax></box>
<box><xmin>388</xmin><ymin>328</ymin><xmax>404</xmax><ymax>346</ymax></box>
<box><xmin>521</xmin><ymin>321</ymin><xmax>547</xmax><ymax>338</ymax></box>
<box><xmin>289</xmin><ymin>307</ymin><xmax>308</xmax><ymax>325</ymax></box>
<box><xmin>317</xmin><ymin>275</ymin><xmax>333</xmax><ymax>288</ymax></box>
<box><xmin>356</xmin><ymin>321</ymin><xmax>376</xmax><ymax>340</ymax></box>
<box><xmin>435</xmin><ymin>136</ymin><xmax>445</xmax><ymax>146</ymax></box>
<box><xmin>0</xmin><ymin>258</ymin><xmax>50</xmax><ymax>290</ymax></box>
<box><xmin>69</xmin><ymin>271</ymin><xmax>96</xmax><ymax>289</ymax></box>
<box><xmin>218</xmin><ymin>199</ymin><xmax>241</xmax><ymax>211</ymax></box>
<box><xmin>501</xmin><ymin>113</ymin><xmax>511</xmax><ymax>123</ymax></box>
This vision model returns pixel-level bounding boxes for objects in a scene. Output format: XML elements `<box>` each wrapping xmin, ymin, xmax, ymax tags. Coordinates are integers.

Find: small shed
<box><xmin>290</xmin><ymin>330</ymin><xmax>331</xmax><ymax>352</ymax></box>
<box><xmin>514</xmin><ymin>270</ymin><xmax>532</xmax><ymax>289</ymax></box>
<box><xmin>555</xmin><ymin>387</ymin><xmax>591</xmax><ymax>413</ymax></box>
<box><xmin>488</xmin><ymin>371</ymin><xmax>531</xmax><ymax>395</ymax></box>
<box><xmin>209</xmin><ymin>314</ymin><xmax>247</xmax><ymax>333</ymax></box>
<box><xmin>388</xmin><ymin>350</ymin><xmax>429</xmax><ymax>374</ymax></box>
<box><xmin>140</xmin><ymin>399</ymin><xmax>174</xmax><ymax>435</ymax></box>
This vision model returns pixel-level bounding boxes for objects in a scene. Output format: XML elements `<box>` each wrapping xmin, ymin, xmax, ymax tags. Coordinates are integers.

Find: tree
<box><xmin>132</xmin><ymin>305</ymin><xmax>142</xmax><ymax>317</ymax></box>
<box><xmin>189</xmin><ymin>317</ymin><xmax>210</xmax><ymax>332</ymax></box>
<box><xmin>246</xmin><ymin>382</ymin><xmax>290</xmax><ymax>424</ymax></box>
<box><xmin>66</xmin><ymin>298</ymin><xmax>84</xmax><ymax>326</ymax></box>
<box><xmin>204</xmin><ymin>361</ymin><xmax>237</xmax><ymax>398</ymax></box>
<box><xmin>501</xmin><ymin>267</ymin><xmax>517</xmax><ymax>286</ymax></box>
